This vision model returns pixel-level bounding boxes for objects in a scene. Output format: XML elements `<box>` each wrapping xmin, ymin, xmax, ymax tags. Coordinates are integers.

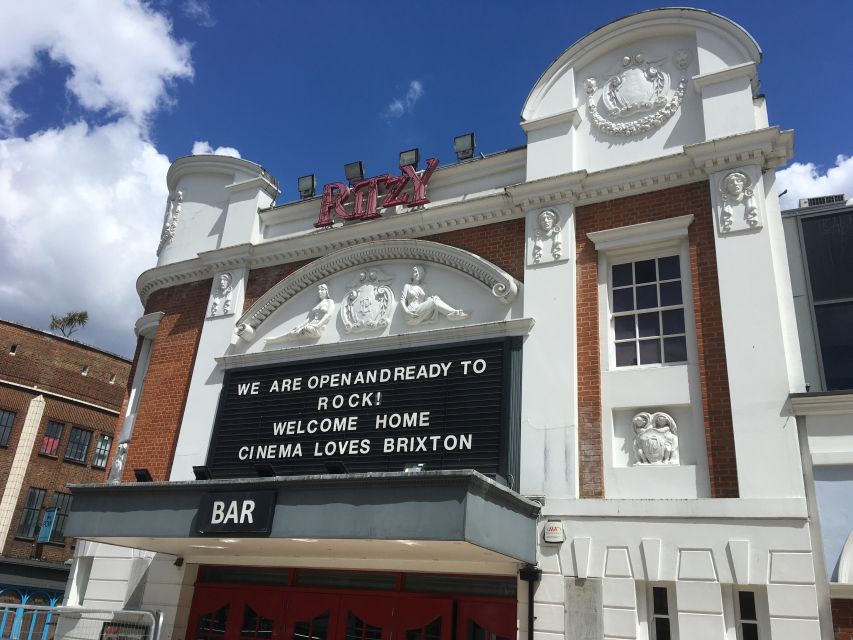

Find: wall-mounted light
<box><xmin>298</xmin><ymin>174</ymin><xmax>316</xmax><ymax>199</ymax></box>
<box><xmin>453</xmin><ymin>132</ymin><xmax>476</xmax><ymax>161</ymax></box>
<box><xmin>133</xmin><ymin>468</ymin><xmax>153</xmax><ymax>483</ymax></box>
<box><xmin>399</xmin><ymin>149</ymin><xmax>420</xmax><ymax>170</ymax></box>
<box><xmin>344</xmin><ymin>161</ymin><xmax>365</xmax><ymax>184</ymax></box>
<box><xmin>192</xmin><ymin>465</ymin><xmax>212</xmax><ymax>480</ymax></box>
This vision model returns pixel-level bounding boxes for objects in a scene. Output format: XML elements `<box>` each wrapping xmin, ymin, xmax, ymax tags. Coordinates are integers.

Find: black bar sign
<box><xmin>197</xmin><ymin>490</ymin><xmax>276</xmax><ymax>536</ymax></box>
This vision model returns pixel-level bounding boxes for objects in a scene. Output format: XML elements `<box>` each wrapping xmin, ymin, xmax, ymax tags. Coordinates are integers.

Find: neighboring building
<box><xmin>784</xmin><ymin>197</ymin><xmax>853</xmax><ymax>639</ymax></box>
<box><xmin>64</xmin><ymin>8</ymin><xmax>833</xmax><ymax>640</ymax></box>
<box><xmin>0</xmin><ymin>320</ymin><xmax>130</xmax><ymax>606</ymax></box>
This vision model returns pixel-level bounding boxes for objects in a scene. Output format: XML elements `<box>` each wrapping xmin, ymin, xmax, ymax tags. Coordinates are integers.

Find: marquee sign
<box><xmin>206</xmin><ymin>339</ymin><xmax>517</xmax><ymax>478</ymax></box>
<box><xmin>314</xmin><ymin>158</ymin><xmax>439</xmax><ymax>228</ymax></box>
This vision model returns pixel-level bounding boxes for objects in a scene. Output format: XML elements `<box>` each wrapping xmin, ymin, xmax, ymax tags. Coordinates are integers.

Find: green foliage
<box><xmin>49</xmin><ymin>311</ymin><xmax>89</xmax><ymax>337</ymax></box>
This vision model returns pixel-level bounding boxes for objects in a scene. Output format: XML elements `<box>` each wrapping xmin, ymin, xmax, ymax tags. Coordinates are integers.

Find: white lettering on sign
<box><xmin>211</xmin><ymin>499</ymin><xmax>255</xmax><ymax>524</ymax></box>
<box><xmin>237</xmin><ymin>382</ymin><xmax>260</xmax><ymax>395</ymax></box>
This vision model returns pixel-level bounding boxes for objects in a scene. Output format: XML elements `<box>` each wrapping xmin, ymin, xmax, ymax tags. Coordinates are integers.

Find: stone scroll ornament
<box><xmin>400</xmin><ymin>265</ymin><xmax>469</xmax><ymax>325</ymax></box>
<box><xmin>208</xmin><ymin>271</ymin><xmax>235</xmax><ymax>317</ymax></box>
<box><xmin>632</xmin><ymin>411</ymin><xmax>679</xmax><ymax>465</ymax></box>
<box><xmin>532</xmin><ymin>209</ymin><xmax>564</xmax><ymax>264</ymax></box>
<box><xmin>157</xmin><ymin>190</ymin><xmax>182</xmax><ymax>255</ymax></box>
<box><xmin>341</xmin><ymin>268</ymin><xmax>395</xmax><ymax>333</ymax></box>
<box><xmin>585</xmin><ymin>50</ymin><xmax>690</xmax><ymax>136</ymax></box>
<box><xmin>719</xmin><ymin>170</ymin><xmax>761</xmax><ymax>233</ymax></box>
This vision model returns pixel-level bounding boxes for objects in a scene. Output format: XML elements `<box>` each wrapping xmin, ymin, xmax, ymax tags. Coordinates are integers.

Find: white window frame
<box><xmin>587</xmin><ymin>214</ymin><xmax>697</xmax><ymax>372</ymax></box>
<box><xmin>721</xmin><ymin>585</ymin><xmax>769</xmax><ymax>640</ymax></box>
<box><xmin>637</xmin><ymin>582</ymin><xmax>679</xmax><ymax>640</ymax></box>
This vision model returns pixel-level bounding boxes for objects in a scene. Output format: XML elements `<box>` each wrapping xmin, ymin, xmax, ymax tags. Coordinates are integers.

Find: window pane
<box><xmin>636</xmin><ymin>285</ymin><xmax>658</xmax><ymax>309</ymax></box>
<box><xmin>615</xmin><ymin>316</ymin><xmax>635</xmax><ymax>340</ymax></box>
<box><xmin>738</xmin><ymin>591</ymin><xmax>757</xmax><ymax>620</ymax></box>
<box><xmin>815</xmin><ymin>302</ymin><xmax>853</xmax><ymax>390</ymax></box>
<box><xmin>92</xmin><ymin>435</ymin><xmax>113</xmax><ymax>469</ymax></box>
<box><xmin>613</xmin><ymin>288</ymin><xmax>634</xmax><ymax>312</ymax></box>
<box><xmin>801</xmin><ymin>211</ymin><xmax>853</xmax><ymax>301</ymax></box>
<box><xmin>615</xmin><ymin>342</ymin><xmax>637</xmax><ymax>367</ymax></box>
<box><xmin>0</xmin><ymin>409</ymin><xmax>14</xmax><ymax>446</ymax></box>
<box><xmin>635</xmin><ymin>260</ymin><xmax>656</xmax><ymax>284</ymax></box>
<box><xmin>50</xmin><ymin>492</ymin><xmax>73</xmax><ymax>542</ymax></box>
<box><xmin>612</xmin><ymin>263</ymin><xmax>633</xmax><ymax>287</ymax></box>
<box><xmin>663</xmin><ymin>337</ymin><xmax>687</xmax><ymax>363</ymax></box>
<box><xmin>653</xmin><ymin>617</ymin><xmax>671</xmax><ymax>640</ymax></box>
<box><xmin>637</xmin><ymin>313</ymin><xmax>660</xmax><ymax>338</ymax></box>
<box><xmin>640</xmin><ymin>340</ymin><xmax>662</xmax><ymax>365</ymax></box>
<box><xmin>40</xmin><ymin>422</ymin><xmax>63</xmax><ymax>456</ymax></box>
<box><xmin>65</xmin><ymin>427</ymin><xmax>92</xmax><ymax>463</ymax></box>
<box><xmin>662</xmin><ymin>309</ymin><xmax>685</xmax><ymax>335</ymax></box>
<box><xmin>659</xmin><ymin>282</ymin><xmax>683</xmax><ymax>307</ymax></box>
<box><xmin>16</xmin><ymin>488</ymin><xmax>45</xmax><ymax>538</ymax></box>
<box><xmin>658</xmin><ymin>256</ymin><xmax>680</xmax><ymax>280</ymax></box>
<box><xmin>652</xmin><ymin>586</ymin><xmax>669</xmax><ymax>614</ymax></box>
<box><xmin>741</xmin><ymin>623</ymin><xmax>759</xmax><ymax>640</ymax></box>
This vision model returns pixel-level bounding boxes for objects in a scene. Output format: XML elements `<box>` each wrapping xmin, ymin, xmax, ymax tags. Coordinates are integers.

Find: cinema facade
<box><xmin>65</xmin><ymin>8</ymin><xmax>832</xmax><ymax>640</ymax></box>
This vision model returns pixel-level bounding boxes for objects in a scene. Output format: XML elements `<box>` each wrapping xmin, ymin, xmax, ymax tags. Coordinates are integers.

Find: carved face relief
<box><xmin>531</xmin><ymin>210</ymin><xmax>564</xmax><ymax>265</ymax></box>
<box><xmin>209</xmin><ymin>270</ymin><xmax>235</xmax><ymax>317</ymax></box>
<box><xmin>585</xmin><ymin>50</ymin><xmax>689</xmax><ymax>137</ymax></box>
<box><xmin>632</xmin><ymin>410</ymin><xmax>679</xmax><ymax>465</ymax></box>
<box><xmin>718</xmin><ymin>169</ymin><xmax>761</xmax><ymax>234</ymax></box>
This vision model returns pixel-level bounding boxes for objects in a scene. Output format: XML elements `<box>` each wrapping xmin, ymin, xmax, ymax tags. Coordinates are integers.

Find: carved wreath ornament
<box><xmin>632</xmin><ymin>411</ymin><xmax>679</xmax><ymax>465</ymax></box>
<box><xmin>585</xmin><ymin>50</ymin><xmax>690</xmax><ymax>136</ymax></box>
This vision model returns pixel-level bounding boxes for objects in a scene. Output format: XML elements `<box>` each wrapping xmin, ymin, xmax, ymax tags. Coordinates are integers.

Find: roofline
<box><xmin>0</xmin><ymin>317</ymin><xmax>132</xmax><ymax>364</ymax></box>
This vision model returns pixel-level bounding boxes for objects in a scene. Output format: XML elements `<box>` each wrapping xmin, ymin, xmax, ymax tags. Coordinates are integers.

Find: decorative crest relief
<box><xmin>268</xmin><ymin>284</ymin><xmax>335</xmax><ymax>343</ymax></box>
<box><xmin>208</xmin><ymin>271</ymin><xmax>235</xmax><ymax>317</ymax></box>
<box><xmin>341</xmin><ymin>267</ymin><xmax>394</xmax><ymax>333</ymax></box>
<box><xmin>157</xmin><ymin>190</ymin><xmax>182</xmax><ymax>255</ymax></box>
<box><xmin>718</xmin><ymin>170</ymin><xmax>762</xmax><ymax>233</ymax></box>
<box><xmin>585</xmin><ymin>50</ymin><xmax>689</xmax><ymax>136</ymax></box>
<box><xmin>632</xmin><ymin>411</ymin><xmax>679</xmax><ymax>465</ymax></box>
<box><xmin>531</xmin><ymin>209</ymin><xmax>564</xmax><ymax>264</ymax></box>
<box><xmin>400</xmin><ymin>265</ymin><xmax>469</xmax><ymax>325</ymax></box>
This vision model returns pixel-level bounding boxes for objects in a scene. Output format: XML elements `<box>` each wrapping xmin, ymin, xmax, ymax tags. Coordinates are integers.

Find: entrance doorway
<box><xmin>187</xmin><ymin>568</ymin><xmax>515</xmax><ymax>640</ymax></box>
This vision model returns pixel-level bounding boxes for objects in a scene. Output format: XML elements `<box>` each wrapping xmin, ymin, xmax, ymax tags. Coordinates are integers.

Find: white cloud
<box><xmin>0</xmin><ymin>1</ymin><xmax>192</xmax><ymax>133</ymax></box>
<box><xmin>192</xmin><ymin>140</ymin><xmax>241</xmax><ymax>158</ymax></box>
<box><xmin>0</xmin><ymin>119</ymin><xmax>169</xmax><ymax>357</ymax></box>
<box><xmin>182</xmin><ymin>0</ymin><xmax>216</xmax><ymax>27</ymax></box>
<box><xmin>777</xmin><ymin>154</ymin><xmax>853</xmax><ymax>210</ymax></box>
<box><xmin>382</xmin><ymin>80</ymin><xmax>424</xmax><ymax>120</ymax></box>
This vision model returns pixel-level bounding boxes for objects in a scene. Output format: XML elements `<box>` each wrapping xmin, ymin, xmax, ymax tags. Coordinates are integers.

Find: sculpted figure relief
<box><xmin>341</xmin><ymin>268</ymin><xmax>395</xmax><ymax>333</ymax></box>
<box><xmin>209</xmin><ymin>271</ymin><xmax>234</xmax><ymax>317</ymax></box>
<box><xmin>632</xmin><ymin>411</ymin><xmax>679</xmax><ymax>465</ymax></box>
<box><xmin>719</xmin><ymin>170</ymin><xmax>760</xmax><ymax>232</ymax></box>
<box><xmin>532</xmin><ymin>209</ymin><xmax>563</xmax><ymax>263</ymax></box>
<box><xmin>400</xmin><ymin>265</ymin><xmax>469</xmax><ymax>325</ymax></box>
<box><xmin>282</xmin><ymin>284</ymin><xmax>335</xmax><ymax>340</ymax></box>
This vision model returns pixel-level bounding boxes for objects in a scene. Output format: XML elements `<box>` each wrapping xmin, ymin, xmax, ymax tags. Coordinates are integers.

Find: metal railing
<box><xmin>0</xmin><ymin>605</ymin><xmax>161</xmax><ymax>640</ymax></box>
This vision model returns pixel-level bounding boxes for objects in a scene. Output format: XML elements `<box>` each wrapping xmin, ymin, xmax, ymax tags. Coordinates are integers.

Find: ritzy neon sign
<box><xmin>314</xmin><ymin>158</ymin><xmax>438</xmax><ymax>228</ymax></box>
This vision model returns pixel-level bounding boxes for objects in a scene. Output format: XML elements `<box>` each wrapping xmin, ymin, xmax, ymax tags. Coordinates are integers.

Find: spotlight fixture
<box><xmin>255</xmin><ymin>463</ymin><xmax>276</xmax><ymax>478</ymax></box>
<box><xmin>344</xmin><ymin>161</ymin><xmax>365</xmax><ymax>184</ymax></box>
<box><xmin>192</xmin><ymin>465</ymin><xmax>212</xmax><ymax>481</ymax></box>
<box><xmin>324</xmin><ymin>461</ymin><xmax>349</xmax><ymax>475</ymax></box>
<box><xmin>133</xmin><ymin>468</ymin><xmax>153</xmax><ymax>483</ymax></box>
<box><xmin>297</xmin><ymin>174</ymin><xmax>316</xmax><ymax>199</ymax></box>
<box><xmin>453</xmin><ymin>132</ymin><xmax>476</xmax><ymax>161</ymax></box>
<box><xmin>399</xmin><ymin>148</ymin><xmax>420</xmax><ymax>170</ymax></box>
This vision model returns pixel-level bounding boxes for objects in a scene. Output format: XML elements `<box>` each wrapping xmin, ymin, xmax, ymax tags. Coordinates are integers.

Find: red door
<box><xmin>282</xmin><ymin>592</ymin><xmax>339</xmax><ymax>640</ymax></box>
<box><xmin>457</xmin><ymin>600</ymin><xmax>515</xmax><ymax>640</ymax></box>
<box><xmin>188</xmin><ymin>586</ymin><xmax>283</xmax><ymax>640</ymax></box>
<box><xmin>393</xmin><ymin>597</ymin><xmax>452</xmax><ymax>640</ymax></box>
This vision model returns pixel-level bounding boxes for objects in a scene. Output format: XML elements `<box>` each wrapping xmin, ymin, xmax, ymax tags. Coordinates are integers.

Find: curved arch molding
<box><xmin>235</xmin><ymin>239</ymin><xmax>520</xmax><ymax>342</ymax></box>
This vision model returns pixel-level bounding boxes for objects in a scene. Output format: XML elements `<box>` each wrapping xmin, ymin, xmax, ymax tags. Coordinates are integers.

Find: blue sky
<box><xmin>0</xmin><ymin>1</ymin><xmax>851</xmax><ymax>357</ymax></box>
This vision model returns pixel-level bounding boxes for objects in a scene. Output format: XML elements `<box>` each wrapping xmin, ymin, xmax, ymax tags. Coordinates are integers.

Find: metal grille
<box><xmin>0</xmin><ymin>605</ymin><xmax>159</xmax><ymax>640</ymax></box>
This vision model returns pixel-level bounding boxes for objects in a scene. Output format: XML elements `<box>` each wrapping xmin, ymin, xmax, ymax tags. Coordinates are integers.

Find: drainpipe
<box><xmin>519</xmin><ymin>565</ymin><xmax>541</xmax><ymax>640</ymax></box>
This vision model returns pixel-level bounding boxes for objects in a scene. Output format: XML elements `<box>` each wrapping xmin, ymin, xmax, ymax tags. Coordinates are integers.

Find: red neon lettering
<box><xmin>382</xmin><ymin>175</ymin><xmax>410</xmax><ymax>207</ymax></box>
<box><xmin>315</xmin><ymin>182</ymin><xmax>352</xmax><ymax>228</ymax></box>
<box><xmin>351</xmin><ymin>176</ymin><xmax>392</xmax><ymax>220</ymax></box>
<box><xmin>406</xmin><ymin>157</ymin><xmax>438</xmax><ymax>206</ymax></box>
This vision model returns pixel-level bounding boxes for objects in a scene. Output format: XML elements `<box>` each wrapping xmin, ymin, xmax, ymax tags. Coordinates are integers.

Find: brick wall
<box><xmin>423</xmin><ymin>219</ymin><xmax>525</xmax><ymax>282</ymax></box>
<box><xmin>121</xmin><ymin>279</ymin><xmax>211</xmax><ymax>482</ymax></box>
<box><xmin>574</xmin><ymin>181</ymin><xmax>738</xmax><ymax>498</ymax></box>
<box><xmin>833</xmin><ymin>598</ymin><xmax>853</xmax><ymax>640</ymax></box>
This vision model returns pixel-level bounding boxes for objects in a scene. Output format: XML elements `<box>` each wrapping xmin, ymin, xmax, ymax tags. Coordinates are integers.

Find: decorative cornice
<box><xmin>234</xmin><ymin>239</ymin><xmax>520</xmax><ymax>341</ymax></box>
<box><xmin>520</xmin><ymin>108</ymin><xmax>582</xmax><ymax>134</ymax></box>
<box><xmin>218</xmin><ymin>318</ymin><xmax>535</xmax><ymax>369</ymax></box>
<box><xmin>692</xmin><ymin>62</ymin><xmax>758</xmax><ymax>93</ymax></box>
<box><xmin>134</xmin><ymin>311</ymin><xmax>165</xmax><ymax>339</ymax></box>
<box><xmin>507</xmin><ymin>171</ymin><xmax>585</xmax><ymax>209</ymax></box>
<box><xmin>587</xmin><ymin>214</ymin><xmax>693</xmax><ymax>254</ymax></box>
<box><xmin>684</xmin><ymin>126</ymin><xmax>794</xmax><ymax>173</ymax></box>
<box><xmin>790</xmin><ymin>391</ymin><xmax>853</xmax><ymax>416</ymax></box>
